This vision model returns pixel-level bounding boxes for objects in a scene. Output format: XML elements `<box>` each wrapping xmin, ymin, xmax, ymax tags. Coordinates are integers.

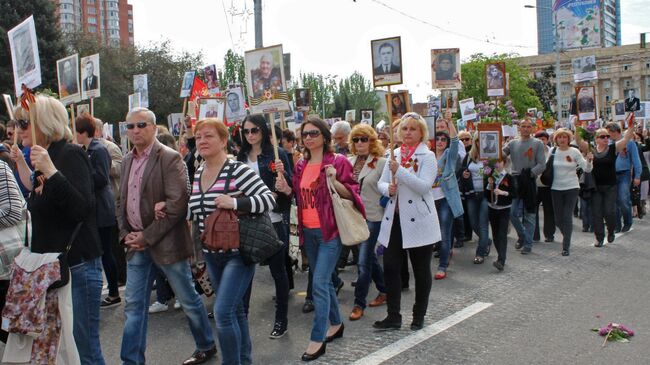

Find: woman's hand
<box><xmin>30</xmin><ymin>145</ymin><xmax>57</xmax><ymax>178</ymax></box>
<box><xmin>462</xmin><ymin>170</ymin><xmax>470</xmax><ymax>179</ymax></box>
<box><xmin>215</xmin><ymin>194</ymin><xmax>236</xmax><ymax>210</ymax></box>
<box><xmin>154</xmin><ymin>202</ymin><xmax>167</xmax><ymax>220</ymax></box>
<box><xmin>325</xmin><ymin>165</ymin><xmax>337</xmax><ymax>179</ymax></box>
<box><xmin>388</xmin><ymin>183</ymin><xmax>397</xmax><ymax>197</ymax></box>
<box><xmin>274</xmin><ymin>159</ymin><xmax>285</xmax><ymax>175</ymax></box>
<box><xmin>494</xmin><ymin>188</ymin><xmax>508</xmax><ymax>196</ymax></box>
<box><xmin>10</xmin><ymin>145</ymin><xmax>25</xmax><ymax>164</ymax></box>
<box><xmin>275</xmin><ymin>174</ymin><xmax>291</xmax><ymax>195</ymax></box>
<box><xmin>586</xmin><ymin>152</ymin><xmax>594</xmax><ymax>162</ymax></box>
<box><xmin>389</xmin><ymin>159</ymin><xmax>399</xmax><ymax>174</ymax></box>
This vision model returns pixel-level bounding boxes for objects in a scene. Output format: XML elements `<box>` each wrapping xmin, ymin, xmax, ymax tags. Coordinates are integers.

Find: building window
<box><xmin>88</xmin><ymin>25</ymin><xmax>96</xmax><ymax>33</ymax></box>
<box><xmin>605</xmin><ymin>95</ymin><xmax>611</xmax><ymax>103</ymax></box>
<box><xmin>623</xmin><ymin>64</ymin><xmax>632</xmax><ymax>71</ymax></box>
<box><xmin>624</xmin><ymin>79</ymin><xmax>632</xmax><ymax>88</ymax></box>
<box><xmin>562</xmin><ymin>110</ymin><xmax>569</xmax><ymax>118</ymax></box>
<box><xmin>605</xmin><ymin>107</ymin><xmax>611</xmax><ymax>117</ymax></box>
<box><xmin>87</xmin><ymin>0</ymin><xmax>95</xmax><ymax>3</ymax></box>
<box><xmin>88</xmin><ymin>7</ymin><xmax>95</xmax><ymax>14</ymax></box>
<box><xmin>603</xmin><ymin>80</ymin><xmax>611</xmax><ymax>89</ymax></box>
<box><xmin>88</xmin><ymin>17</ymin><xmax>96</xmax><ymax>24</ymax></box>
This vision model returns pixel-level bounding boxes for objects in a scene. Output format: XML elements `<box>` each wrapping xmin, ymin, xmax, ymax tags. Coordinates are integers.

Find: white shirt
<box><xmin>550</xmin><ymin>147</ymin><xmax>592</xmax><ymax>191</ymax></box>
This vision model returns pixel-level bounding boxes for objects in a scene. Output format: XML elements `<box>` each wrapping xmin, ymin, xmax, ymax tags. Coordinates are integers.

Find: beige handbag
<box><xmin>326</xmin><ymin>174</ymin><xmax>369</xmax><ymax>246</ymax></box>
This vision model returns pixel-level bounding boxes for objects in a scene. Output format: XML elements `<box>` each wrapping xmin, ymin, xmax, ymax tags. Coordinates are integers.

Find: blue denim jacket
<box><xmin>438</xmin><ymin>136</ymin><xmax>464</xmax><ymax>218</ymax></box>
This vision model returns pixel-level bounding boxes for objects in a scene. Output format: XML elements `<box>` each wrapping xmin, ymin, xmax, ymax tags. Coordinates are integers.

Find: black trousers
<box><xmin>591</xmin><ymin>184</ymin><xmax>617</xmax><ymax>243</ymax></box>
<box><xmin>534</xmin><ymin>186</ymin><xmax>555</xmax><ymax>241</ymax></box>
<box><xmin>489</xmin><ymin>207</ymin><xmax>510</xmax><ymax>265</ymax></box>
<box><xmin>0</xmin><ymin>280</ymin><xmax>8</xmax><ymax>342</ymax></box>
<box><xmin>383</xmin><ymin>214</ymin><xmax>433</xmax><ymax>321</ymax></box>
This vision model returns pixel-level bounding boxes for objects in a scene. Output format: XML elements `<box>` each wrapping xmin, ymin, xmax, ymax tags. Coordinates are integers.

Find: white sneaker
<box><xmin>148</xmin><ymin>301</ymin><xmax>169</xmax><ymax>313</ymax></box>
<box><xmin>173</xmin><ymin>300</ymin><xmax>181</xmax><ymax>310</ymax></box>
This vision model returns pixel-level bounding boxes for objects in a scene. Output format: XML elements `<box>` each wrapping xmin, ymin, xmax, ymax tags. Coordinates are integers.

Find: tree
<box><xmin>0</xmin><ymin>0</ymin><xmax>66</xmax><ymax>102</ymax></box>
<box><xmin>220</xmin><ymin>50</ymin><xmax>246</xmax><ymax>96</ymax></box>
<box><xmin>332</xmin><ymin>72</ymin><xmax>381</xmax><ymax>119</ymax></box>
<box><xmin>460</xmin><ymin>53</ymin><xmax>542</xmax><ymax>116</ymax></box>
<box><xmin>527</xmin><ymin>66</ymin><xmax>556</xmax><ymax>113</ymax></box>
<box><xmin>300</xmin><ymin>73</ymin><xmax>337</xmax><ymax>118</ymax></box>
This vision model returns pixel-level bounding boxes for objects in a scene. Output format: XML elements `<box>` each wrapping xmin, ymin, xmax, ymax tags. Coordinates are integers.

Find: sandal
<box><xmin>473</xmin><ymin>256</ymin><xmax>485</xmax><ymax>264</ymax></box>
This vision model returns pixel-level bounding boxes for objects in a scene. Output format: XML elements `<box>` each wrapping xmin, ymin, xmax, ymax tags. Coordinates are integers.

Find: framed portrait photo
<box><xmin>477</xmin><ymin>123</ymin><xmax>502</xmax><ymax>160</ymax></box>
<box><xmin>371</xmin><ymin>36</ymin><xmax>403</xmax><ymax>87</ymax></box>
<box><xmin>198</xmin><ymin>97</ymin><xmax>226</xmax><ymax>120</ymax></box>
<box><xmin>80</xmin><ymin>53</ymin><xmax>101</xmax><ymax>100</ymax></box>
<box><xmin>386</xmin><ymin>91</ymin><xmax>410</xmax><ymax>120</ymax></box>
<box><xmin>57</xmin><ymin>54</ymin><xmax>81</xmax><ymax>105</ymax></box>
<box><xmin>294</xmin><ymin>88</ymin><xmax>311</xmax><ymax>112</ymax></box>
<box><xmin>459</xmin><ymin>98</ymin><xmax>476</xmax><ymax>122</ymax></box>
<box><xmin>345</xmin><ymin>110</ymin><xmax>356</xmax><ymax>123</ymax></box>
<box><xmin>133</xmin><ymin>74</ymin><xmax>149</xmax><ymax>108</ymax></box>
<box><xmin>128</xmin><ymin>92</ymin><xmax>141</xmax><ymax>111</ymax></box>
<box><xmin>3</xmin><ymin>94</ymin><xmax>15</xmax><ymax>119</ymax></box>
<box><xmin>180</xmin><ymin>71</ymin><xmax>196</xmax><ymax>98</ymax></box>
<box><xmin>360</xmin><ymin>109</ymin><xmax>373</xmax><ymax>125</ymax></box>
<box><xmin>168</xmin><ymin>113</ymin><xmax>183</xmax><ymax>137</ymax></box>
<box><xmin>572</xmin><ymin>55</ymin><xmax>598</xmax><ymax>83</ymax></box>
<box><xmin>440</xmin><ymin>89</ymin><xmax>459</xmax><ymax>112</ymax></box>
<box><xmin>7</xmin><ymin>15</ymin><xmax>41</xmax><ymax>96</ymax></box>
<box><xmin>244</xmin><ymin>44</ymin><xmax>290</xmax><ymax>114</ymax></box>
<box><xmin>576</xmin><ymin>86</ymin><xmax>596</xmax><ymax>121</ymax></box>
<box><xmin>486</xmin><ymin>62</ymin><xmax>506</xmax><ymax>98</ymax></box>
<box><xmin>225</xmin><ymin>87</ymin><xmax>247</xmax><ymax>125</ymax></box>
<box><xmin>76</xmin><ymin>103</ymin><xmax>90</xmax><ymax>116</ymax></box>
<box><xmin>431</xmin><ymin>48</ymin><xmax>461</xmax><ymax>89</ymax></box>
<box><xmin>204</xmin><ymin>64</ymin><xmax>220</xmax><ymax>94</ymax></box>
<box><xmin>613</xmin><ymin>101</ymin><xmax>626</xmax><ymax>121</ymax></box>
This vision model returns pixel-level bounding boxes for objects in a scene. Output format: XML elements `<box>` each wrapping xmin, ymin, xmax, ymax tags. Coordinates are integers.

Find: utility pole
<box><xmin>254</xmin><ymin>0</ymin><xmax>263</xmax><ymax>48</ymax></box>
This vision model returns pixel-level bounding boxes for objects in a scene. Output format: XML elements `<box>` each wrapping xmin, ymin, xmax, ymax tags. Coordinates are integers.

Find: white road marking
<box><xmin>351</xmin><ymin>301</ymin><xmax>493</xmax><ymax>365</ymax></box>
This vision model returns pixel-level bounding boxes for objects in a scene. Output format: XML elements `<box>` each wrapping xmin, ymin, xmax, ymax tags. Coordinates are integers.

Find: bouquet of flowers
<box><xmin>475</xmin><ymin>100</ymin><xmax>519</xmax><ymax>126</ymax></box>
<box><xmin>592</xmin><ymin>323</ymin><xmax>634</xmax><ymax>346</ymax></box>
<box><xmin>576</xmin><ymin>121</ymin><xmax>598</xmax><ymax>149</ymax></box>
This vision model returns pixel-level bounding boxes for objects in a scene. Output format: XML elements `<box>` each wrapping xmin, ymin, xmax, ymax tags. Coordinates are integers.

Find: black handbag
<box><xmin>540</xmin><ymin>148</ymin><xmax>556</xmax><ymax>187</ymax></box>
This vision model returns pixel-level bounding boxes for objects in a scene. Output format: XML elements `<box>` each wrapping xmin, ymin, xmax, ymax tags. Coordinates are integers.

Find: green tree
<box><xmin>0</xmin><ymin>0</ymin><xmax>66</xmax><ymax>103</ymax></box>
<box><xmin>527</xmin><ymin>65</ymin><xmax>556</xmax><ymax>113</ymax></box>
<box><xmin>332</xmin><ymin>72</ymin><xmax>381</xmax><ymax>119</ymax></box>
<box><xmin>300</xmin><ymin>73</ymin><xmax>337</xmax><ymax>118</ymax></box>
<box><xmin>220</xmin><ymin>50</ymin><xmax>246</xmax><ymax>96</ymax></box>
<box><xmin>460</xmin><ymin>53</ymin><xmax>542</xmax><ymax>116</ymax></box>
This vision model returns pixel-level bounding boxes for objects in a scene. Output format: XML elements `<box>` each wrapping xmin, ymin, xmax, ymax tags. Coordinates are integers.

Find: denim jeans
<box><xmin>466</xmin><ymin>194</ymin><xmax>491</xmax><ymax>257</ymax></box>
<box><xmin>435</xmin><ymin>198</ymin><xmax>454</xmax><ymax>271</ymax></box>
<box><xmin>551</xmin><ymin>189</ymin><xmax>579</xmax><ymax>251</ymax></box>
<box><xmin>121</xmin><ymin>250</ymin><xmax>215</xmax><ymax>365</ymax></box>
<box><xmin>616</xmin><ymin>171</ymin><xmax>632</xmax><ymax>230</ymax></box>
<box><xmin>354</xmin><ymin>220</ymin><xmax>386</xmax><ymax>308</ymax></box>
<box><xmin>71</xmin><ymin>256</ymin><xmax>105</xmax><ymax>365</ymax></box>
<box><xmin>204</xmin><ymin>251</ymin><xmax>256</xmax><ymax>365</ymax></box>
<box><xmin>580</xmin><ymin>196</ymin><xmax>592</xmax><ymax>230</ymax></box>
<box><xmin>510</xmin><ymin>198</ymin><xmax>536</xmax><ymax>249</ymax></box>
<box><xmin>303</xmin><ymin>228</ymin><xmax>343</xmax><ymax>342</ymax></box>
<box><xmin>154</xmin><ymin>267</ymin><xmax>174</xmax><ymax>303</ymax></box>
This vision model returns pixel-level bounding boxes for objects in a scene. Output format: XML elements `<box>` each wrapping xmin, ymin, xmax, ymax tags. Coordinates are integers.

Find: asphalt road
<box><xmin>3</xmin><ymin>215</ymin><xmax>649</xmax><ymax>364</ymax></box>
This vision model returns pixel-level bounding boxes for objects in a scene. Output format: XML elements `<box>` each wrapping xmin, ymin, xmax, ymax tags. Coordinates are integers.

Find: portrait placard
<box><xmin>613</xmin><ymin>101</ymin><xmax>626</xmax><ymax>121</ymax></box>
<box><xmin>477</xmin><ymin>123</ymin><xmax>502</xmax><ymax>160</ymax></box>
<box><xmin>57</xmin><ymin>54</ymin><xmax>81</xmax><ymax>105</ymax></box>
<box><xmin>204</xmin><ymin>65</ymin><xmax>220</xmax><ymax>94</ymax></box>
<box><xmin>624</xmin><ymin>89</ymin><xmax>641</xmax><ymax>112</ymax></box>
<box><xmin>576</xmin><ymin>86</ymin><xmax>596</xmax><ymax>121</ymax></box>
<box><xmin>459</xmin><ymin>98</ymin><xmax>476</xmax><ymax>122</ymax></box>
<box><xmin>572</xmin><ymin>55</ymin><xmax>598</xmax><ymax>83</ymax></box>
<box><xmin>386</xmin><ymin>91</ymin><xmax>410</xmax><ymax>120</ymax></box>
<box><xmin>180</xmin><ymin>71</ymin><xmax>196</xmax><ymax>98</ymax></box>
<box><xmin>8</xmin><ymin>15</ymin><xmax>41</xmax><ymax>96</ymax></box>
<box><xmin>133</xmin><ymin>74</ymin><xmax>149</xmax><ymax>108</ymax></box>
<box><xmin>440</xmin><ymin>89</ymin><xmax>458</xmax><ymax>112</ymax></box>
<box><xmin>225</xmin><ymin>87</ymin><xmax>247</xmax><ymax>125</ymax></box>
<box><xmin>294</xmin><ymin>88</ymin><xmax>311</xmax><ymax>112</ymax></box>
<box><xmin>486</xmin><ymin>62</ymin><xmax>506</xmax><ymax>97</ymax></box>
<box><xmin>76</xmin><ymin>103</ymin><xmax>90</xmax><ymax>116</ymax></box>
<box><xmin>198</xmin><ymin>97</ymin><xmax>226</xmax><ymax>121</ymax></box>
<box><xmin>371</xmin><ymin>36</ymin><xmax>403</xmax><ymax>87</ymax></box>
<box><xmin>128</xmin><ymin>92</ymin><xmax>141</xmax><ymax>111</ymax></box>
<box><xmin>345</xmin><ymin>110</ymin><xmax>356</xmax><ymax>123</ymax></box>
<box><xmin>360</xmin><ymin>109</ymin><xmax>373</xmax><ymax>125</ymax></box>
<box><xmin>168</xmin><ymin>113</ymin><xmax>183</xmax><ymax>136</ymax></box>
<box><xmin>119</xmin><ymin>122</ymin><xmax>129</xmax><ymax>154</ymax></box>
<box><xmin>3</xmin><ymin>94</ymin><xmax>15</xmax><ymax>119</ymax></box>
<box><xmin>244</xmin><ymin>44</ymin><xmax>290</xmax><ymax>114</ymax></box>
<box><xmin>635</xmin><ymin>101</ymin><xmax>649</xmax><ymax>119</ymax></box>
<box><xmin>431</xmin><ymin>48</ymin><xmax>461</xmax><ymax>89</ymax></box>
<box><xmin>81</xmin><ymin>54</ymin><xmax>101</xmax><ymax>100</ymax></box>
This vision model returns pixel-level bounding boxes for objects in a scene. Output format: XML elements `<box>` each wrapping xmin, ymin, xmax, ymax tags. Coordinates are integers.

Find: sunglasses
<box><xmin>352</xmin><ymin>137</ymin><xmax>369</xmax><ymax>143</ymax></box>
<box><xmin>301</xmin><ymin>130</ymin><xmax>321</xmax><ymax>138</ymax></box>
<box><xmin>460</xmin><ymin>138</ymin><xmax>471</xmax><ymax>142</ymax></box>
<box><xmin>17</xmin><ymin>119</ymin><xmax>29</xmax><ymax>130</ymax></box>
<box><xmin>435</xmin><ymin>136</ymin><xmax>448</xmax><ymax>142</ymax></box>
<box><xmin>243</xmin><ymin>127</ymin><xmax>260</xmax><ymax>135</ymax></box>
<box><xmin>597</xmin><ymin>135</ymin><xmax>610</xmax><ymax>139</ymax></box>
<box><xmin>126</xmin><ymin>122</ymin><xmax>149</xmax><ymax>130</ymax></box>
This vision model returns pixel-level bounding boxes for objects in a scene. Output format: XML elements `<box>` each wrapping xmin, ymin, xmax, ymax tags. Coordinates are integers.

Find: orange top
<box><xmin>299</xmin><ymin>163</ymin><xmax>321</xmax><ymax>229</ymax></box>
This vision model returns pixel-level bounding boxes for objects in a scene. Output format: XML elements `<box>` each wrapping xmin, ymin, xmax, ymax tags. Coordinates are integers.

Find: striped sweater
<box><xmin>0</xmin><ymin>160</ymin><xmax>25</xmax><ymax>229</ymax></box>
<box><xmin>188</xmin><ymin>160</ymin><xmax>276</xmax><ymax>234</ymax></box>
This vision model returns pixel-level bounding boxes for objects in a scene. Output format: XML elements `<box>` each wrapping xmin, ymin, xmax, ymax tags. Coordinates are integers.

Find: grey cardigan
<box><xmin>349</xmin><ymin>155</ymin><xmax>386</xmax><ymax>222</ymax></box>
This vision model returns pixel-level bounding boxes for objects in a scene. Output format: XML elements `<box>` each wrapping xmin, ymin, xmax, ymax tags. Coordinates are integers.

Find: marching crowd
<box><xmin>0</xmin><ymin>94</ymin><xmax>649</xmax><ymax>364</ymax></box>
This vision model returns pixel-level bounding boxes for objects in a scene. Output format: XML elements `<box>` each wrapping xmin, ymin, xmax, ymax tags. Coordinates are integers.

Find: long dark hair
<box><xmin>300</xmin><ymin>116</ymin><xmax>333</xmax><ymax>161</ymax></box>
<box><xmin>240</xmin><ymin>114</ymin><xmax>273</xmax><ymax>155</ymax></box>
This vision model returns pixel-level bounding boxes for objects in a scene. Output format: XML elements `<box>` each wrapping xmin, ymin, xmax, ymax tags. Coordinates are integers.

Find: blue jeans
<box><xmin>435</xmin><ymin>198</ymin><xmax>454</xmax><ymax>271</ymax></box>
<box><xmin>120</xmin><ymin>250</ymin><xmax>215</xmax><ymax>365</ymax></box>
<box><xmin>71</xmin><ymin>257</ymin><xmax>105</xmax><ymax>365</ymax></box>
<box><xmin>303</xmin><ymin>228</ymin><xmax>343</xmax><ymax>342</ymax></box>
<box><xmin>204</xmin><ymin>251</ymin><xmax>255</xmax><ymax>365</ymax></box>
<box><xmin>154</xmin><ymin>267</ymin><xmax>174</xmax><ymax>303</ymax></box>
<box><xmin>616</xmin><ymin>171</ymin><xmax>632</xmax><ymax>230</ymax></box>
<box><xmin>466</xmin><ymin>194</ymin><xmax>491</xmax><ymax>257</ymax></box>
<box><xmin>354</xmin><ymin>221</ymin><xmax>386</xmax><ymax>308</ymax></box>
<box><xmin>510</xmin><ymin>198</ymin><xmax>536</xmax><ymax>249</ymax></box>
<box><xmin>580</xmin><ymin>196</ymin><xmax>592</xmax><ymax>230</ymax></box>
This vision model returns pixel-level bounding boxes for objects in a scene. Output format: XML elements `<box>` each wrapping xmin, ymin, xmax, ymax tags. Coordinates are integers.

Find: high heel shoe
<box><xmin>325</xmin><ymin>323</ymin><xmax>344</xmax><ymax>342</ymax></box>
<box><xmin>301</xmin><ymin>342</ymin><xmax>326</xmax><ymax>362</ymax></box>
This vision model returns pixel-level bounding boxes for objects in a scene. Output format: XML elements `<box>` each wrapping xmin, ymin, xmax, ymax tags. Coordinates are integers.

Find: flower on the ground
<box><xmin>592</xmin><ymin>323</ymin><xmax>634</xmax><ymax>343</ymax></box>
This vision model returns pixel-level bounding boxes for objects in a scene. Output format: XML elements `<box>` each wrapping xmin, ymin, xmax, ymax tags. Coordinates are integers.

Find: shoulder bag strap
<box><xmin>63</xmin><ymin>222</ymin><xmax>84</xmax><ymax>255</ymax></box>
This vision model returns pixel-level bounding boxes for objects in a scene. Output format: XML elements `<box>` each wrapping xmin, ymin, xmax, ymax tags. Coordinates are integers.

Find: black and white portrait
<box><xmin>81</xmin><ymin>54</ymin><xmax>101</xmax><ymax>100</ymax></box>
<box><xmin>371</xmin><ymin>36</ymin><xmax>402</xmax><ymax>87</ymax></box>
<box><xmin>57</xmin><ymin>54</ymin><xmax>81</xmax><ymax>105</ymax></box>
<box><xmin>576</xmin><ymin>86</ymin><xmax>596</xmax><ymax>121</ymax></box>
<box><xmin>431</xmin><ymin>48</ymin><xmax>461</xmax><ymax>89</ymax></box>
<box><xmin>77</xmin><ymin>103</ymin><xmax>90</xmax><ymax>116</ymax></box>
<box><xmin>294</xmin><ymin>88</ymin><xmax>311</xmax><ymax>112</ymax></box>
<box><xmin>486</xmin><ymin>62</ymin><xmax>505</xmax><ymax>97</ymax></box>
<box><xmin>360</xmin><ymin>109</ymin><xmax>373</xmax><ymax>124</ymax></box>
<box><xmin>572</xmin><ymin>55</ymin><xmax>598</xmax><ymax>83</ymax></box>
<box><xmin>8</xmin><ymin>15</ymin><xmax>41</xmax><ymax>95</ymax></box>
<box><xmin>225</xmin><ymin>87</ymin><xmax>247</xmax><ymax>125</ymax></box>
<box><xmin>128</xmin><ymin>93</ymin><xmax>141</xmax><ymax>111</ymax></box>
<box><xmin>179</xmin><ymin>71</ymin><xmax>196</xmax><ymax>98</ymax></box>
<box><xmin>625</xmin><ymin>89</ymin><xmax>640</xmax><ymax>112</ymax></box>
<box><xmin>133</xmin><ymin>74</ymin><xmax>149</xmax><ymax>108</ymax></box>
<box><xmin>345</xmin><ymin>110</ymin><xmax>356</xmax><ymax>123</ymax></box>
<box><xmin>480</xmin><ymin>131</ymin><xmax>499</xmax><ymax>159</ymax></box>
<box><xmin>459</xmin><ymin>98</ymin><xmax>476</xmax><ymax>122</ymax></box>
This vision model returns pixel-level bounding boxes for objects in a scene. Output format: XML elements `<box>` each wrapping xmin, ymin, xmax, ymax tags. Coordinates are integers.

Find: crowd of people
<box><xmin>0</xmin><ymin>95</ymin><xmax>648</xmax><ymax>364</ymax></box>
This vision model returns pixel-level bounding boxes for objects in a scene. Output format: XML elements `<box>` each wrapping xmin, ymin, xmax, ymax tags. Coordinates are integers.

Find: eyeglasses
<box><xmin>435</xmin><ymin>136</ymin><xmax>448</xmax><ymax>142</ymax></box>
<box><xmin>301</xmin><ymin>130</ymin><xmax>321</xmax><ymax>139</ymax></box>
<box><xmin>597</xmin><ymin>135</ymin><xmax>610</xmax><ymax>139</ymax></box>
<box><xmin>460</xmin><ymin>138</ymin><xmax>471</xmax><ymax>142</ymax></box>
<box><xmin>17</xmin><ymin>119</ymin><xmax>29</xmax><ymax>130</ymax></box>
<box><xmin>126</xmin><ymin>122</ymin><xmax>148</xmax><ymax>130</ymax></box>
<box><xmin>243</xmin><ymin>127</ymin><xmax>260</xmax><ymax>135</ymax></box>
<box><xmin>352</xmin><ymin>137</ymin><xmax>369</xmax><ymax>143</ymax></box>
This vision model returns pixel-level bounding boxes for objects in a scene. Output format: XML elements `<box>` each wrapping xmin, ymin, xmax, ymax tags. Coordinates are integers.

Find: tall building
<box><xmin>536</xmin><ymin>0</ymin><xmax>621</xmax><ymax>55</ymax></box>
<box><xmin>52</xmin><ymin>0</ymin><xmax>134</xmax><ymax>47</ymax></box>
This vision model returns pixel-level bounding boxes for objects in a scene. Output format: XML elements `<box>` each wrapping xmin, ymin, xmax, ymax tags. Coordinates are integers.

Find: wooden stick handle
<box><xmin>386</xmin><ymin>85</ymin><xmax>396</xmax><ymax>185</ymax></box>
<box><xmin>180</xmin><ymin>97</ymin><xmax>188</xmax><ymax>135</ymax></box>
<box><xmin>90</xmin><ymin>97</ymin><xmax>94</xmax><ymax>117</ymax></box>
<box><xmin>70</xmin><ymin>105</ymin><xmax>77</xmax><ymax>144</ymax></box>
<box><xmin>268</xmin><ymin>113</ymin><xmax>280</xmax><ymax>162</ymax></box>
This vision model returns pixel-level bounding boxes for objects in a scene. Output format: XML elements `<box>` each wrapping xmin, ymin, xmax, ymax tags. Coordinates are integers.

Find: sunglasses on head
<box><xmin>400</xmin><ymin>112</ymin><xmax>421</xmax><ymax>121</ymax></box>
<box><xmin>243</xmin><ymin>127</ymin><xmax>260</xmax><ymax>135</ymax></box>
<box><xmin>126</xmin><ymin>121</ymin><xmax>148</xmax><ymax>129</ymax></box>
<box><xmin>352</xmin><ymin>137</ymin><xmax>369</xmax><ymax>143</ymax></box>
<box><xmin>597</xmin><ymin>134</ymin><xmax>610</xmax><ymax>139</ymax></box>
<box><xmin>301</xmin><ymin>130</ymin><xmax>321</xmax><ymax>138</ymax></box>
<box><xmin>17</xmin><ymin>119</ymin><xmax>29</xmax><ymax>130</ymax></box>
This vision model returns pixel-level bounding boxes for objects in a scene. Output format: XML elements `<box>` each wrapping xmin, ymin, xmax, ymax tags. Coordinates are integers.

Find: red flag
<box><xmin>190</xmin><ymin>76</ymin><xmax>208</xmax><ymax>103</ymax></box>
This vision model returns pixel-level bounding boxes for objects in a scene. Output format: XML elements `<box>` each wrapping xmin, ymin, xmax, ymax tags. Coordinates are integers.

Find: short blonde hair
<box><xmin>14</xmin><ymin>94</ymin><xmax>72</xmax><ymax>144</ymax></box>
<box><xmin>397</xmin><ymin>112</ymin><xmax>429</xmax><ymax>144</ymax></box>
<box><xmin>458</xmin><ymin>131</ymin><xmax>471</xmax><ymax>140</ymax></box>
<box><xmin>553</xmin><ymin>128</ymin><xmax>573</xmax><ymax>144</ymax></box>
<box><xmin>349</xmin><ymin>124</ymin><xmax>385</xmax><ymax>158</ymax></box>
<box><xmin>194</xmin><ymin>118</ymin><xmax>229</xmax><ymax>142</ymax></box>
<box><xmin>595</xmin><ymin>128</ymin><xmax>609</xmax><ymax>137</ymax></box>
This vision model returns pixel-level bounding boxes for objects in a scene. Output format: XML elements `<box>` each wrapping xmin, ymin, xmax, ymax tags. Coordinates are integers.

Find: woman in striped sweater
<box><xmin>188</xmin><ymin>118</ymin><xmax>275</xmax><ymax>365</ymax></box>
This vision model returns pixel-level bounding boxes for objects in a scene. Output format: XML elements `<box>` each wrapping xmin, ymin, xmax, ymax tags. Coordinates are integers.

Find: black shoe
<box><xmin>521</xmin><ymin>246</ymin><xmax>531</xmax><ymax>255</ymax></box>
<box><xmin>302</xmin><ymin>299</ymin><xmax>314</xmax><ymax>313</ymax></box>
<box><xmin>373</xmin><ymin>317</ymin><xmax>401</xmax><ymax>330</ymax></box>
<box><xmin>621</xmin><ymin>225</ymin><xmax>632</xmax><ymax>233</ymax></box>
<box><xmin>269</xmin><ymin>321</ymin><xmax>288</xmax><ymax>339</ymax></box>
<box><xmin>410</xmin><ymin>317</ymin><xmax>424</xmax><ymax>331</ymax></box>
<box><xmin>335</xmin><ymin>281</ymin><xmax>344</xmax><ymax>296</ymax></box>
<box><xmin>301</xmin><ymin>343</ymin><xmax>326</xmax><ymax>362</ymax></box>
<box><xmin>401</xmin><ymin>284</ymin><xmax>410</xmax><ymax>291</ymax></box>
<box><xmin>544</xmin><ymin>237</ymin><xmax>554</xmax><ymax>243</ymax></box>
<box><xmin>607</xmin><ymin>232</ymin><xmax>615</xmax><ymax>243</ymax></box>
<box><xmin>594</xmin><ymin>241</ymin><xmax>604</xmax><ymax>248</ymax></box>
<box><xmin>433</xmin><ymin>250</ymin><xmax>440</xmax><ymax>258</ymax></box>
<box><xmin>207</xmin><ymin>312</ymin><xmax>214</xmax><ymax>319</ymax></box>
<box><xmin>325</xmin><ymin>323</ymin><xmax>344</xmax><ymax>342</ymax></box>
<box><xmin>493</xmin><ymin>260</ymin><xmax>504</xmax><ymax>271</ymax></box>
<box><xmin>100</xmin><ymin>296</ymin><xmax>121</xmax><ymax>308</ymax></box>
<box><xmin>453</xmin><ymin>240</ymin><xmax>464</xmax><ymax>248</ymax></box>
<box><xmin>351</xmin><ymin>281</ymin><xmax>357</xmax><ymax>287</ymax></box>
<box><xmin>582</xmin><ymin>227</ymin><xmax>589</xmax><ymax>232</ymax></box>
<box><xmin>182</xmin><ymin>346</ymin><xmax>217</xmax><ymax>365</ymax></box>
<box><xmin>515</xmin><ymin>239</ymin><xmax>523</xmax><ymax>250</ymax></box>
<box><xmin>561</xmin><ymin>250</ymin><xmax>569</xmax><ymax>256</ymax></box>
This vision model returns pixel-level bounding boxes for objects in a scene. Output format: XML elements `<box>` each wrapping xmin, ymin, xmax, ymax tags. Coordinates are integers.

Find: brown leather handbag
<box><xmin>201</xmin><ymin>208</ymin><xmax>240</xmax><ymax>251</ymax></box>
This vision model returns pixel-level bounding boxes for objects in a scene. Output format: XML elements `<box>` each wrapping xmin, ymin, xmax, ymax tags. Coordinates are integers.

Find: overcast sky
<box><xmin>129</xmin><ymin>0</ymin><xmax>649</xmax><ymax>103</ymax></box>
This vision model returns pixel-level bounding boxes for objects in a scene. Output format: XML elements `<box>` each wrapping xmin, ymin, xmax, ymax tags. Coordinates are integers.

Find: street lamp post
<box><xmin>526</xmin><ymin>4</ymin><xmax>562</xmax><ymax>123</ymax></box>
